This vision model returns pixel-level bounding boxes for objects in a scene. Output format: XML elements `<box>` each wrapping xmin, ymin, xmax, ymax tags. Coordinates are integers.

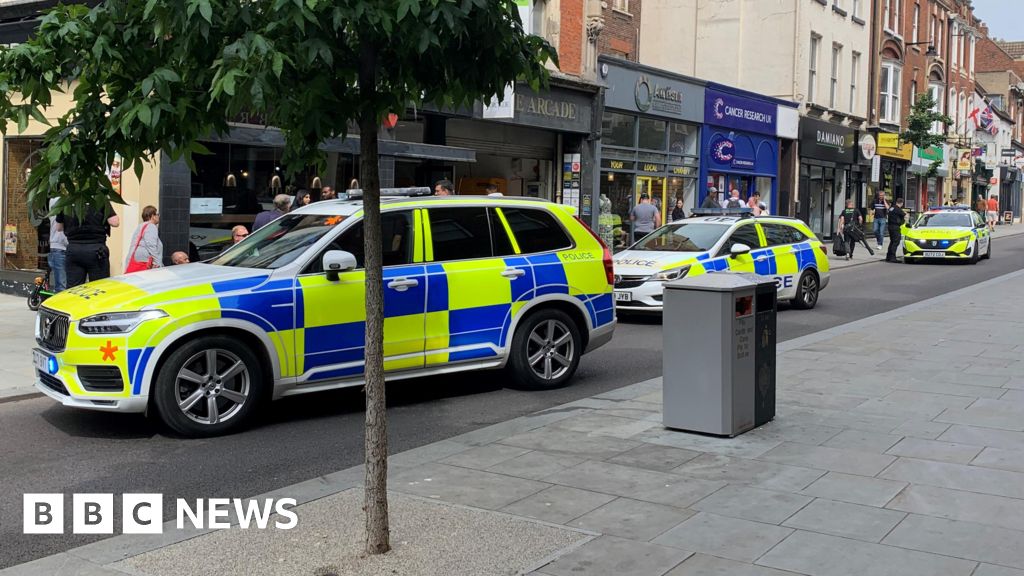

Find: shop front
<box><xmin>798</xmin><ymin>118</ymin><xmax>856</xmax><ymax>239</ymax></box>
<box><xmin>598</xmin><ymin>56</ymin><xmax>704</xmax><ymax>250</ymax></box>
<box><xmin>699</xmin><ymin>84</ymin><xmax>793</xmax><ymax>214</ymax></box>
<box><xmin>909</xmin><ymin>145</ymin><xmax>947</xmax><ymax>209</ymax></box>
<box><xmin>999</xmin><ymin>165</ymin><xmax>1020</xmax><ymax>221</ymax></box>
<box><xmin>876</xmin><ymin>138</ymin><xmax>912</xmax><ymax>209</ymax></box>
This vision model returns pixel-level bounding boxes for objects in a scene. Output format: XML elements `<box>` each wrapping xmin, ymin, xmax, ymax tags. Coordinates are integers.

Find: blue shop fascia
<box><xmin>699</xmin><ymin>83</ymin><xmax>799</xmax><ymax>215</ymax></box>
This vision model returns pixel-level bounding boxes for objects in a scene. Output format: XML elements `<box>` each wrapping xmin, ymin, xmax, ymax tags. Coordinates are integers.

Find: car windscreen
<box><xmin>208</xmin><ymin>214</ymin><xmax>347</xmax><ymax>269</ymax></box>
<box><xmin>631</xmin><ymin>223</ymin><xmax>728</xmax><ymax>252</ymax></box>
<box><xmin>915</xmin><ymin>213</ymin><xmax>972</xmax><ymax>228</ymax></box>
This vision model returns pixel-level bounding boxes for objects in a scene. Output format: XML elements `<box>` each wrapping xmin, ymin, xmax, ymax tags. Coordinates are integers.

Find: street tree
<box><xmin>901</xmin><ymin>92</ymin><xmax>954</xmax><ymax>177</ymax></box>
<box><xmin>0</xmin><ymin>0</ymin><xmax>555</xmax><ymax>553</ymax></box>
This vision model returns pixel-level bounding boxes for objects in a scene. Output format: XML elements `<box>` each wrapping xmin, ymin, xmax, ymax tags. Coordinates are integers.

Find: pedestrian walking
<box><xmin>837</xmin><ymin>199</ymin><xmax>874</xmax><ymax>260</ymax></box>
<box><xmin>55</xmin><ymin>203</ymin><xmax>120</xmax><ymax>288</ymax></box>
<box><xmin>252</xmin><ymin>194</ymin><xmax>291</xmax><ymax>231</ymax></box>
<box><xmin>630</xmin><ymin>193</ymin><xmax>661</xmax><ymax>243</ymax></box>
<box><xmin>701</xmin><ymin>187</ymin><xmax>721</xmax><ymax>209</ymax></box>
<box><xmin>871</xmin><ymin>190</ymin><xmax>887</xmax><ymax>250</ymax></box>
<box><xmin>47</xmin><ymin>197</ymin><xmax>67</xmax><ymax>292</ymax></box>
<box><xmin>987</xmin><ymin>195</ymin><xmax>999</xmax><ymax>231</ymax></box>
<box><xmin>886</xmin><ymin>197</ymin><xmax>907</xmax><ymax>262</ymax></box>
<box><xmin>124</xmin><ymin>205</ymin><xmax>163</xmax><ymax>273</ymax></box>
<box><xmin>671</xmin><ymin>199</ymin><xmax>686</xmax><ymax>221</ymax></box>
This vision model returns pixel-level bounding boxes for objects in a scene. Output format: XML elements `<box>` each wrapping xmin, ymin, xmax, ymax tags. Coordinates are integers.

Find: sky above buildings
<box><xmin>972</xmin><ymin>0</ymin><xmax>1024</xmax><ymax>41</ymax></box>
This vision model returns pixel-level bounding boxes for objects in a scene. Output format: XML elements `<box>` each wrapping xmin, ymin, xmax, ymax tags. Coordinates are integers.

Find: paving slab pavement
<box><xmin>5</xmin><ymin>268</ymin><xmax>1024</xmax><ymax>575</ymax></box>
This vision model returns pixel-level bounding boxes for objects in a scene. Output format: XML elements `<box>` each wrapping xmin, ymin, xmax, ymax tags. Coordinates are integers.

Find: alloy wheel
<box><xmin>526</xmin><ymin>319</ymin><xmax>575</xmax><ymax>381</ymax></box>
<box><xmin>175</xmin><ymin>348</ymin><xmax>250</xmax><ymax>426</ymax></box>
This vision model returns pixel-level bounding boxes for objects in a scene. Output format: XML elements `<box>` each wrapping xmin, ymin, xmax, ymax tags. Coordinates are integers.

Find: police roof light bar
<box><xmin>344</xmin><ymin>187</ymin><xmax>433</xmax><ymax>199</ymax></box>
<box><xmin>690</xmin><ymin>207</ymin><xmax>755</xmax><ymax>218</ymax></box>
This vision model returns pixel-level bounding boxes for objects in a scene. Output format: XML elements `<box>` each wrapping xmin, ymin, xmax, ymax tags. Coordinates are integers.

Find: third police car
<box><xmin>613</xmin><ymin>211</ymin><xmax>830</xmax><ymax>312</ymax></box>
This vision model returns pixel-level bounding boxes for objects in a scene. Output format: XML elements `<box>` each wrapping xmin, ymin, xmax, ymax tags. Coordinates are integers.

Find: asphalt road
<box><xmin>2</xmin><ymin>233</ymin><xmax>1024</xmax><ymax>568</ymax></box>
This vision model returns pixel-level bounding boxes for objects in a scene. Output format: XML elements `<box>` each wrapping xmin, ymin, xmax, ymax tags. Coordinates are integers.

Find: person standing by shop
<box><xmin>47</xmin><ymin>197</ymin><xmax>68</xmax><ymax>292</ymax></box>
<box><xmin>55</xmin><ymin>203</ymin><xmax>120</xmax><ymax>288</ymax></box>
<box><xmin>871</xmin><ymin>191</ymin><xmax>887</xmax><ymax>251</ymax></box>
<box><xmin>124</xmin><ymin>205</ymin><xmax>163</xmax><ymax>273</ymax></box>
<box><xmin>747</xmin><ymin>192</ymin><xmax>763</xmax><ymax>216</ymax></box>
<box><xmin>987</xmin><ymin>195</ymin><xmax>999</xmax><ymax>231</ymax></box>
<box><xmin>702</xmin><ymin>187</ymin><xmax>721</xmax><ymax>209</ymax></box>
<box><xmin>885</xmin><ymin>197</ymin><xmax>906</xmax><ymax>263</ymax></box>
<box><xmin>253</xmin><ymin>194</ymin><xmax>291</xmax><ymax>231</ymax></box>
<box><xmin>725</xmin><ymin>188</ymin><xmax>744</xmax><ymax>208</ymax></box>
<box><xmin>837</xmin><ymin>199</ymin><xmax>874</xmax><ymax>260</ymax></box>
<box><xmin>671</xmin><ymin>199</ymin><xmax>686</xmax><ymax>221</ymax></box>
<box><xmin>630</xmin><ymin>193</ymin><xmax>661</xmax><ymax>243</ymax></box>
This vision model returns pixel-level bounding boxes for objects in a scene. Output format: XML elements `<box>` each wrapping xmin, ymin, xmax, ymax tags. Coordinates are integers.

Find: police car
<box><xmin>613</xmin><ymin>211</ymin><xmax>830</xmax><ymax>312</ymax></box>
<box><xmin>902</xmin><ymin>206</ymin><xmax>992</xmax><ymax>264</ymax></box>
<box><xmin>32</xmin><ymin>195</ymin><xmax>615</xmax><ymax>436</ymax></box>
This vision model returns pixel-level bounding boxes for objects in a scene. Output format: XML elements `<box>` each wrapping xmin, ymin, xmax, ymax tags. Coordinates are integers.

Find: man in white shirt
<box><xmin>48</xmin><ymin>197</ymin><xmax>68</xmax><ymax>291</ymax></box>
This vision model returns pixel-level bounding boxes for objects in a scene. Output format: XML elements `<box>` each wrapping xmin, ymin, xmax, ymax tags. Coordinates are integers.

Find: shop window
<box><xmin>756</xmin><ymin>177</ymin><xmax>773</xmax><ymax>212</ymax></box>
<box><xmin>600</xmin><ymin>172</ymin><xmax>635</xmax><ymax>250</ymax></box>
<box><xmin>601</xmin><ymin>112</ymin><xmax>637</xmax><ymax>148</ymax></box>
<box><xmin>668</xmin><ymin>123</ymin><xmax>698</xmax><ymax>156</ymax></box>
<box><xmin>499</xmin><ymin>207</ymin><xmax>572</xmax><ymax>254</ymax></box>
<box><xmin>637</xmin><ymin>118</ymin><xmax>668</xmax><ymax>151</ymax></box>
<box><xmin>2</xmin><ymin>139</ymin><xmax>47</xmax><ymax>273</ymax></box>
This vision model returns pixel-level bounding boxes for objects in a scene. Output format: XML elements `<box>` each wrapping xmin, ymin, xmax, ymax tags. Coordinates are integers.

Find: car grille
<box><xmin>78</xmin><ymin>366</ymin><xmax>124</xmax><ymax>392</ymax></box>
<box><xmin>36</xmin><ymin>308</ymin><xmax>70</xmax><ymax>352</ymax></box>
<box><xmin>614</xmin><ymin>275</ymin><xmax>649</xmax><ymax>289</ymax></box>
<box><xmin>38</xmin><ymin>370</ymin><xmax>69</xmax><ymax>396</ymax></box>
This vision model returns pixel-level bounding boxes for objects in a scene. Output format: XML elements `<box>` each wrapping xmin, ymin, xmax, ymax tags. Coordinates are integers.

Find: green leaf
<box><xmin>138</xmin><ymin>103</ymin><xmax>152</xmax><ymax>126</ymax></box>
<box><xmin>272</xmin><ymin>52</ymin><xmax>284</xmax><ymax>77</ymax></box>
<box><xmin>223</xmin><ymin>71</ymin><xmax>237</xmax><ymax>96</ymax></box>
<box><xmin>141</xmin><ymin>76</ymin><xmax>154</xmax><ymax>97</ymax></box>
<box><xmin>397</xmin><ymin>0</ymin><xmax>410</xmax><ymax>21</ymax></box>
<box><xmin>198</xmin><ymin>0</ymin><xmax>213</xmax><ymax>24</ymax></box>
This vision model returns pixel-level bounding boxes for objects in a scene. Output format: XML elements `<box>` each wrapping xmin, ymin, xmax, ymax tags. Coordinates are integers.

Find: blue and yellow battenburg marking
<box><xmin>39</xmin><ymin>201</ymin><xmax>613</xmax><ymax>397</ymax></box>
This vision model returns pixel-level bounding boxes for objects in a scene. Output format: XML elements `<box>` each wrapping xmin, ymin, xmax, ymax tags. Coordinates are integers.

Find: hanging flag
<box><xmin>967</xmin><ymin>106</ymin><xmax>981</xmax><ymax>129</ymax></box>
<box><xmin>979</xmin><ymin>107</ymin><xmax>997</xmax><ymax>135</ymax></box>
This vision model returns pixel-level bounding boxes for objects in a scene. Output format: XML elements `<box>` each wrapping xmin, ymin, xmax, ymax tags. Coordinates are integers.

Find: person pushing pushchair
<box><xmin>836</xmin><ymin>199</ymin><xmax>874</xmax><ymax>260</ymax></box>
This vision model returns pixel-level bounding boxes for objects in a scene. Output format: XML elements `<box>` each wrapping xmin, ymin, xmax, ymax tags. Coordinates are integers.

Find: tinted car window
<box><xmin>489</xmin><ymin>209</ymin><xmax>516</xmax><ymax>257</ymax></box>
<box><xmin>762</xmin><ymin>223</ymin><xmax>808</xmax><ymax>246</ymax></box>
<box><xmin>429</xmin><ymin>207</ymin><xmax>494</xmax><ymax>261</ymax></box>
<box><xmin>211</xmin><ymin>214</ymin><xmax>347</xmax><ymax>270</ymax></box>
<box><xmin>719</xmin><ymin>224</ymin><xmax>761</xmax><ymax>255</ymax></box>
<box><xmin>303</xmin><ymin>211</ymin><xmax>413</xmax><ymax>273</ymax></box>
<box><xmin>500</xmin><ymin>207</ymin><xmax>573</xmax><ymax>254</ymax></box>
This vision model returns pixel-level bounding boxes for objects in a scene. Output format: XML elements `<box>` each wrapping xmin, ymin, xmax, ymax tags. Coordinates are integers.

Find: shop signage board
<box><xmin>601</xmin><ymin>60</ymin><xmax>704</xmax><ymax>123</ymax></box>
<box><xmin>704</xmin><ymin>88</ymin><xmax>777</xmax><ymax>136</ymax></box>
<box><xmin>799</xmin><ymin>118</ymin><xmax>855</xmax><ymax>163</ymax></box>
<box><xmin>878</xmin><ymin>133</ymin><xmax>900</xmax><ymax>148</ymax></box>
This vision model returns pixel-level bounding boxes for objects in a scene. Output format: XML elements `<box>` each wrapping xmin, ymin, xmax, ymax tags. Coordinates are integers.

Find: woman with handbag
<box><xmin>125</xmin><ymin>205</ymin><xmax>163</xmax><ymax>273</ymax></box>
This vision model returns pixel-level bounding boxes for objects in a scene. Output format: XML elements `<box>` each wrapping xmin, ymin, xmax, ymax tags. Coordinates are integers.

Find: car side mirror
<box><xmin>730</xmin><ymin>243</ymin><xmax>752</xmax><ymax>258</ymax></box>
<box><xmin>323</xmin><ymin>250</ymin><xmax>357</xmax><ymax>281</ymax></box>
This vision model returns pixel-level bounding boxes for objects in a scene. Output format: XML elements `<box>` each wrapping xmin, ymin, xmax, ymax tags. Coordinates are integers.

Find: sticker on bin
<box><xmin>735</xmin><ymin>295</ymin><xmax>753</xmax><ymax>318</ymax></box>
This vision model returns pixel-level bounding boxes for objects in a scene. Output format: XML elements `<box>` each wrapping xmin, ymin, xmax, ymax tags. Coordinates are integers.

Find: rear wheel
<box><xmin>26</xmin><ymin>290</ymin><xmax>41</xmax><ymax>311</ymax></box>
<box><xmin>508</xmin><ymin>308</ymin><xmax>582</xmax><ymax>390</ymax></box>
<box><xmin>153</xmin><ymin>335</ymin><xmax>265</xmax><ymax>437</ymax></box>
<box><xmin>791</xmin><ymin>271</ymin><xmax>819</xmax><ymax>310</ymax></box>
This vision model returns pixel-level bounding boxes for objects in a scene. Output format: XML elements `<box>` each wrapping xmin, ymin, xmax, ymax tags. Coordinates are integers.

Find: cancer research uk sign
<box><xmin>704</xmin><ymin>88</ymin><xmax>777</xmax><ymax>136</ymax></box>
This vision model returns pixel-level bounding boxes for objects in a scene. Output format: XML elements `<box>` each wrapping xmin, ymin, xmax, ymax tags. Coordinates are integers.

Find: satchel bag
<box><xmin>124</xmin><ymin>223</ymin><xmax>155</xmax><ymax>273</ymax></box>
<box><xmin>832</xmin><ymin>233</ymin><xmax>847</xmax><ymax>256</ymax></box>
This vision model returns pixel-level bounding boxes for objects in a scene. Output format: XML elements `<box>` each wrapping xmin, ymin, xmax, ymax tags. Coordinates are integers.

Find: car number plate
<box><xmin>33</xmin><ymin>349</ymin><xmax>51</xmax><ymax>372</ymax></box>
<box><xmin>614</xmin><ymin>291</ymin><xmax>632</xmax><ymax>302</ymax></box>
<box><xmin>923</xmin><ymin>251</ymin><xmax>945</xmax><ymax>258</ymax></box>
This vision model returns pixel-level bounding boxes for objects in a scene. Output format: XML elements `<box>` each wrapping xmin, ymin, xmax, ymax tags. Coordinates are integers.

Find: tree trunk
<box><xmin>359</xmin><ymin>42</ymin><xmax>390</xmax><ymax>556</ymax></box>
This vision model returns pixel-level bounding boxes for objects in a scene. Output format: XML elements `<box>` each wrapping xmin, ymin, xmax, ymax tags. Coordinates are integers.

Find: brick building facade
<box><xmin>597</xmin><ymin>0</ymin><xmax>640</xmax><ymax>61</ymax></box>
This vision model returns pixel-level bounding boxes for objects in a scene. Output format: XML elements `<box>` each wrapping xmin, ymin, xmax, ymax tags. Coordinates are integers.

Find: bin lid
<box><xmin>664</xmin><ymin>272</ymin><xmax>772</xmax><ymax>293</ymax></box>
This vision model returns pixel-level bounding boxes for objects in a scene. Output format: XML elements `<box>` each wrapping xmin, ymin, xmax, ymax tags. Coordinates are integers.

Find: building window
<box><xmin>850</xmin><ymin>52</ymin><xmax>860</xmax><ymax>114</ymax></box>
<box><xmin>880</xmin><ymin>63</ymin><xmax>901</xmax><ymax>124</ymax></box>
<box><xmin>612</xmin><ymin>0</ymin><xmax>630</xmax><ymax>13</ymax></box>
<box><xmin>883</xmin><ymin>0</ymin><xmax>890</xmax><ymax>30</ymax></box>
<box><xmin>936</xmin><ymin>18</ymin><xmax>942</xmax><ymax>55</ymax></box>
<box><xmin>912</xmin><ymin>3</ymin><xmax>920</xmax><ymax>42</ymax></box>
<box><xmin>970</xmin><ymin>36</ymin><xmax>976</xmax><ymax>77</ymax></box>
<box><xmin>928</xmin><ymin>84</ymin><xmax>943</xmax><ymax>133</ymax></box>
<box><xmin>951</xmin><ymin>23</ymin><xmax>959</xmax><ymax>68</ymax></box>
<box><xmin>851</xmin><ymin>0</ymin><xmax>860</xmax><ymax>18</ymax></box>
<box><xmin>830</xmin><ymin>44</ymin><xmax>841</xmax><ymax>109</ymax></box>
<box><xmin>893</xmin><ymin>0</ymin><xmax>902</xmax><ymax>35</ymax></box>
<box><xmin>950</xmin><ymin>87</ymin><xmax>958</xmax><ymax>127</ymax></box>
<box><xmin>809</xmin><ymin>33</ymin><xmax>821</xmax><ymax>104</ymax></box>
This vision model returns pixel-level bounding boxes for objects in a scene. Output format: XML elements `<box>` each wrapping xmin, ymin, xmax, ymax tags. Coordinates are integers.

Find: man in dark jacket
<box><xmin>55</xmin><ymin>204</ymin><xmax>120</xmax><ymax>288</ymax></box>
<box><xmin>886</xmin><ymin>197</ymin><xmax>906</xmax><ymax>262</ymax></box>
<box><xmin>252</xmin><ymin>194</ymin><xmax>291</xmax><ymax>231</ymax></box>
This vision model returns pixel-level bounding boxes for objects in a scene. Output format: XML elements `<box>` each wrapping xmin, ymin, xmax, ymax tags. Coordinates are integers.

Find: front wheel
<box><xmin>791</xmin><ymin>271</ymin><xmax>820</xmax><ymax>310</ymax></box>
<box><xmin>983</xmin><ymin>239</ymin><xmax>992</xmax><ymax>260</ymax></box>
<box><xmin>507</xmin><ymin>309</ymin><xmax>582</xmax><ymax>390</ymax></box>
<box><xmin>969</xmin><ymin>241</ymin><xmax>980</xmax><ymax>265</ymax></box>
<box><xmin>27</xmin><ymin>290</ymin><xmax>42</xmax><ymax>311</ymax></box>
<box><xmin>153</xmin><ymin>335</ymin><xmax>265</xmax><ymax>437</ymax></box>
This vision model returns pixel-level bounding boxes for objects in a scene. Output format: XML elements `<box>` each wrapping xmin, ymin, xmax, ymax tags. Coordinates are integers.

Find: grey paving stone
<box><xmin>822</xmin><ymin>429</ymin><xmax>903</xmax><ymax>454</ymax></box>
<box><xmin>665</xmin><ymin>553</ymin><xmax>799</xmax><ymax>576</ymax></box>
<box><xmin>935</xmin><ymin>400</ymin><xmax>1024</xmax><ymax>432</ymax></box>
<box><xmin>652</xmin><ymin>512</ymin><xmax>793</xmax><ymax>563</ymax></box>
<box><xmin>486</xmin><ymin>450</ymin><xmax>587</xmax><ymax>481</ymax></box>
<box><xmin>972</xmin><ymin>447</ymin><xmax>1024</xmax><ymax>473</ymax></box>
<box><xmin>551</xmin><ymin>412</ymin><xmax>661</xmax><ymax>439</ymax></box>
<box><xmin>0</xmin><ymin>553</ymin><xmax>133</xmax><ymax>576</ymax></box>
<box><xmin>890</xmin><ymin>420</ymin><xmax>951</xmax><ymax>440</ymax></box>
<box><xmin>758</xmin><ymin>442</ymin><xmax>896</xmax><ymax>476</ymax></box>
<box><xmin>939</xmin><ymin>424</ymin><xmax>1024</xmax><ymax>451</ymax></box>
<box><xmin>501</xmin><ymin>485</ymin><xmax>617</xmax><ymax>525</ymax></box>
<box><xmin>965</xmin><ymin>362</ymin><xmax>1024</xmax><ymax>377</ymax></box>
<box><xmin>759</xmin><ymin>530</ymin><xmax>977</xmax><ymax>576</ymax></box>
<box><xmin>886</xmin><ymin>484</ymin><xmax>1024</xmax><ymax>532</ymax></box>
<box><xmin>885</xmin><ymin>437</ymin><xmax>983</xmax><ymax>464</ymax></box>
<box><xmin>743</xmin><ymin>420</ymin><xmax>844</xmax><ymax>446</ymax></box>
<box><xmin>389</xmin><ymin>462</ymin><xmax>549</xmax><ymax>510</ymax></box>
<box><xmin>884</xmin><ymin>514</ymin><xmax>1024</xmax><ymax>569</ymax></box>
<box><xmin>691</xmin><ymin>485</ymin><xmax>812</xmax><ymax>525</ymax></box>
<box><xmin>440</xmin><ymin>444</ymin><xmax>532</xmax><ymax>470</ymax></box>
<box><xmin>776</xmin><ymin>390</ymin><xmax>873</xmax><ymax>411</ymax></box>
<box><xmin>879</xmin><ymin>457</ymin><xmax>1024</xmax><ymax>500</ymax></box>
<box><xmin>782</xmin><ymin>499</ymin><xmax>906</xmax><ymax>542</ymax></box>
<box><xmin>387</xmin><ymin>439</ymin><xmax>472</xmax><ymax>468</ymax></box>
<box><xmin>540</xmin><ymin>535</ymin><xmax>692</xmax><ymax>576</ymax></box>
<box><xmin>569</xmin><ymin>498</ymin><xmax>695</xmax><ymax>542</ymax></box>
<box><xmin>800</xmin><ymin>472</ymin><xmax>907</xmax><ymax>507</ymax></box>
<box><xmin>776</xmin><ymin>407</ymin><xmax>906</xmax><ymax>434</ymax></box>
<box><xmin>499</xmin><ymin>427</ymin><xmax>640</xmax><ymax>459</ymax></box>
<box><xmin>892</xmin><ymin>379</ymin><xmax>1007</xmax><ymax>399</ymax></box>
<box><xmin>974</xmin><ymin>565</ymin><xmax>1024</xmax><ymax>576</ymax></box>
<box><xmin>606</xmin><ymin>444</ymin><xmax>702</xmax><ymax>472</ymax></box>
<box><xmin>673</xmin><ymin>453</ymin><xmax>824</xmax><ymax>493</ymax></box>
<box><xmin>600</xmin><ymin>408</ymin><xmax>663</xmax><ymax>422</ymax></box>
<box><xmin>545</xmin><ymin>460</ymin><xmax>725</xmax><ymax>509</ymax></box>
<box><xmin>1002</xmin><ymin>389</ymin><xmax>1024</xmax><ymax>403</ymax></box>
<box><xmin>638</xmin><ymin>429</ymin><xmax>783</xmax><ymax>459</ymax></box>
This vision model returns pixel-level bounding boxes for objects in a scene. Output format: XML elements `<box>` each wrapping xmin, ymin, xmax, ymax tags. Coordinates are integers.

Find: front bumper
<box><xmin>903</xmin><ymin>238</ymin><xmax>973</xmax><ymax>260</ymax></box>
<box><xmin>35</xmin><ymin>375</ymin><xmax>148</xmax><ymax>413</ymax></box>
<box><xmin>613</xmin><ymin>281</ymin><xmax>666</xmax><ymax>312</ymax></box>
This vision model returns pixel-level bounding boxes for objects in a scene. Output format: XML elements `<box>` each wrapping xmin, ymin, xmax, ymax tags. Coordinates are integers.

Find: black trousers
<box><xmin>66</xmin><ymin>242</ymin><xmax>110</xmax><ymax>288</ymax></box>
<box><xmin>887</xmin><ymin>225</ymin><xmax>902</xmax><ymax>261</ymax></box>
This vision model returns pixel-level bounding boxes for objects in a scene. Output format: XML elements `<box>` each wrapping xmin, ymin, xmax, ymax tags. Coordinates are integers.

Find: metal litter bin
<box><xmin>662</xmin><ymin>273</ymin><xmax>777</xmax><ymax>436</ymax></box>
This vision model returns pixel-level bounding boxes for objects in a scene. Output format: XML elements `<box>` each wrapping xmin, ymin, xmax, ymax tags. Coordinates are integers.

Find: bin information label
<box><xmin>735</xmin><ymin>317</ymin><xmax>753</xmax><ymax>361</ymax></box>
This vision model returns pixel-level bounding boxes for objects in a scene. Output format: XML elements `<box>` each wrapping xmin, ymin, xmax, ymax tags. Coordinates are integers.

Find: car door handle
<box><xmin>501</xmin><ymin>268</ymin><xmax>526</xmax><ymax>279</ymax></box>
<box><xmin>386</xmin><ymin>278</ymin><xmax>419</xmax><ymax>292</ymax></box>
<box><xmin>755</xmin><ymin>256</ymin><xmax>769</xmax><ymax>262</ymax></box>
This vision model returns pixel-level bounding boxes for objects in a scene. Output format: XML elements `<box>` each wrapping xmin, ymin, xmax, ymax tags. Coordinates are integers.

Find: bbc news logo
<box><xmin>23</xmin><ymin>494</ymin><xmax>298</xmax><ymax>534</ymax></box>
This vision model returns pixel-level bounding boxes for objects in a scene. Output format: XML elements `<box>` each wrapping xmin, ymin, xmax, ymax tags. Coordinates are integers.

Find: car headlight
<box><xmin>79</xmin><ymin>310</ymin><xmax>168</xmax><ymax>334</ymax></box>
<box><xmin>651</xmin><ymin>265</ymin><xmax>691</xmax><ymax>282</ymax></box>
<box><xmin>958</xmin><ymin>235</ymin><xmax>972</xmax><ymax>243</ymax></box>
